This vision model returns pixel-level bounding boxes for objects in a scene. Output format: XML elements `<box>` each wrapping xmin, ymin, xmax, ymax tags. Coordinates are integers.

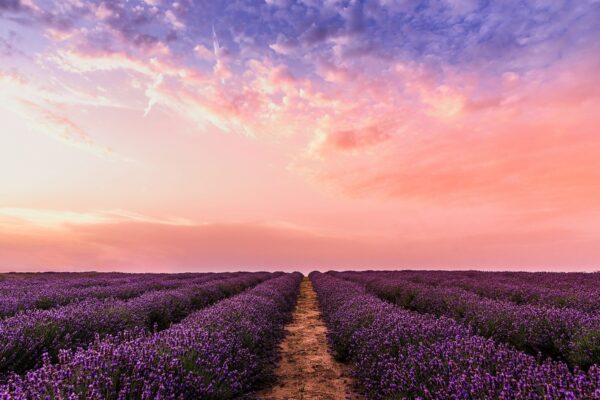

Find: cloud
<box><xmin>444</xmin><ymin>0</ymin><xmax>479</xmax><ymax>15</ymax></box>
<box><xmin>23</xmin><ymin>0</ymin><xmax>598</xmax><ymax>219</ymax></box>
<box><xmin>164</xmin><ymin>9</ymin><xmax>184</xmax><ymax>31</ymax></box>
<box><xmin>1</xmin><ymin>218</ymin><xmax>599</xmax><ymax>272</ymax></box>
<box><xmin>0</xmin><ymin>30</ymin><xmax>21</xmax><ymax>57</ymax></box>
<box><xmin>305</xmin><ymin>58</ymin><xmax>600</xmax><ymax>212</ymax></box>
<box><xmin>0</xmin><ymin>70</ymin><xmax>127</xmax><ymax>160</ymax></box>
<box><xmin>21</xmin><ymin>102</ymin><xmax>119</xmax><ymax>159</ymax></box>
<box><xmin>269</xmin><ymin>34</ymin><xmax>299</xmax><ymax>55</ymax></box>
<box><xmin>0</xmin><ymin>0</ymin><xmax>21</xmax><ymax>12</ymax></box>
<box><xmin>0</xmin><ymin>208</ymin><xmax>194</xmax><ymax>229</ymax></box>
<box><xmin>49</xmin><ymin>49</ymin><xmax>157</xmax><ymax>75</ymax></box>
<box><xmin>315</xmin><ymin>125</ymin><xmax>391</xmax><ymax>152</ymax></box>
<box><xmin>42</xmin><ymin>31</ymin><xmax>600</xmax><ymax>221</ymax></box>
<box><xmin>4</xmin><ymin>0</ymin><xmax>599</xmax><ymax>75</ymax></box>
<box><xmin>48</xmin><ymin>47</ymin><xmax>323</xmax><ymax>139</ymax></box>
<box><xmin>3</xmin><ymin>0</ymin><xmax>600</xmax><ymax>260</ymax></box>
<box><xmin>0</xmin><ymin>217</ymin><xmax>384</xmax><ymax>271</ymax></box>
<box><xmin>193</xmin><ymin>44</ymin><xmax>213</xmax><ymax>60</ymax></box>
<box><xmin>300</xmin><ymin>22</ymin><xmax>338</xmax><ymax>46</ymax></box>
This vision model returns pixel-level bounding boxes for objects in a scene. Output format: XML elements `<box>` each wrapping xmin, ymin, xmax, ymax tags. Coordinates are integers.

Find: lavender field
<box><xmin>0</xmin><ymin>271</ymin><xmax>599</xmax><ymax>399</ymax></box>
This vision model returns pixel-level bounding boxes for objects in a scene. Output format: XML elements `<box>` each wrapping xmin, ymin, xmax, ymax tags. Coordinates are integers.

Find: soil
<box><xmin>254</xmin><ymin>277</ymin><xmax>361</xmax><ymax>400</ymax></box>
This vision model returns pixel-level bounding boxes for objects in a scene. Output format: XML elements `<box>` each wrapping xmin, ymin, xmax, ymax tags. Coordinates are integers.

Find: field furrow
<box><xmin>255</xmin><ymin>277</ymin><xmax>358</xmax><ymax>400</ymax></box>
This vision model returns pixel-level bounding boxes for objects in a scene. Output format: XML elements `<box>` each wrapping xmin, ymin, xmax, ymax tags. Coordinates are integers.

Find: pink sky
<box><xmin>1</xmin><ymin>0</ymin><xmax>600</xmax><ymax>273</ymax></box>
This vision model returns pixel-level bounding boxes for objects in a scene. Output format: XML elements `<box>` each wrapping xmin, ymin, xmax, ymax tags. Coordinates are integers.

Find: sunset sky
<box><xmin>1</xmin><ymin>0</ymin><xmax>599</xmax><ymax>273</ymax></box>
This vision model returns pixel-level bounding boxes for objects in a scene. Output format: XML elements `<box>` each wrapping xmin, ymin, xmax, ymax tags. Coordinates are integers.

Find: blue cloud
<box><xmin>2</xmin><ymin>0</ymin><xmax>598</xmax><ymax>77</ymax></box>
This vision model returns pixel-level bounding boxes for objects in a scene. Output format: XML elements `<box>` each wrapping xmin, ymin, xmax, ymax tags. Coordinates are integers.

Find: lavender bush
<box><xmin>0</xmin><ymin>272</ymin><xmax>273</xmax><ymax>376</ymax></box>
<box><xmin>312</xmin><ymin>272</ymin><xmax>600</xmax><ymax>399</ymax></box>
<box><xmin>0</xmin><ymin>272</ymin><xmax>301</xmax><ymax>399</ymax></box>
<box><xmin>353</xmin><ymin>270</ymin><xmax>600</xmax><ymax>313</ymax></box>
<box><xmin>0</xmin><ymin>273</ymin><xmax>223</xmax><ymax>318</ymax></box>
<box><xmin>334</xmin><ymin>271</ymin><xmax>600</xmax><ymax>369</ymax></box>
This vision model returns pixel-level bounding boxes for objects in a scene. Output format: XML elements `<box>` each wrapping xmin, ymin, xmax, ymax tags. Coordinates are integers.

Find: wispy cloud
<box><xmin>0</xmin><ymin>71</ymin><xmax>128</xmax><ymax>161</ymax></box>
<box><xmin>0</xmin><ymin>208</ymin><xmax>194</xmax><ymax>229</ymax></box>
<box><xmin>1</xmin><ymin>217</ymin><xmax>598</xmax><ymax>272</ymax></box>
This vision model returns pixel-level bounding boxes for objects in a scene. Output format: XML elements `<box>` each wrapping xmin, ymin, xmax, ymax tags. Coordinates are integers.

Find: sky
<box><xmin>1</xmin><ymin>0</ymin><xmax>599</xmax><ymax>273</ymax></box>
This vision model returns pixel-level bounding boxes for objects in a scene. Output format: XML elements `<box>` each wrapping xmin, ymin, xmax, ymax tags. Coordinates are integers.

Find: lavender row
<box><xmin>0</xmin><ymin>272</ymin><xmax>273</xmax><ymax>377</ymax></box>
<box><xmin>0</xmin><ymin>272</ymin><xmax>219</xmax><ymax>292</ymax></box>
<box><xmin>0</xmin><ymin>273</ymin><xmax>222</xmax><ymax>318</ymax></box>
<box><xmin>404</xmin><ymin>270</ymin><xmax>600</xmax><ymax>290</ymax></box>
<box><xmin>372</xmin><ymin>270</ymin><xmax>600</xmax><ymax>313</ymax></box>
<box><xmin>0</xmin><ymin>272</ymin><xmax>302</xmax><ymax>399</ymax></box>
<box><xmin>334</xmin><ymin>271</ymin><xmax>600</xmax><ymax>369</ymax></box>
<box><xmin>0</xmin><ymin>273</ymin><xmax>163</xmax><ymax>296</ymax></box>
<box><xmin>424</xmin><ymin>274</ymin><xmax>600</xmax><ymax>313</ymax></box>
<box><xmin>311</xmin><ymin>272</ymin><xmax>600</xmax><ymax>399</ymax></box>
<box><xmin>0</xmin><ymin>272</ymin><xmax>127</xmax><ymax>290</ymax></box>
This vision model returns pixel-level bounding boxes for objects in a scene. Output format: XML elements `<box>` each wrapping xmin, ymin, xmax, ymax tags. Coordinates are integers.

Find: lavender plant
<box><xmin>334</xmin><ymin>271</ymin><xmax>600</xmax><ymax>369</ymax></box>
<box><xmin>312</xmin><ymin>272</ymin><xmax>600</xmax><ymax>399</ymax></box>
<box><xmin>0</xmin><ymin>272</ymin><xmax>273</xmax><ymax>376</ymax></box>
<box><xmin>0</xmin><ymin>272</ymin><xmax>301</xmax><ymax>399</ymax></box>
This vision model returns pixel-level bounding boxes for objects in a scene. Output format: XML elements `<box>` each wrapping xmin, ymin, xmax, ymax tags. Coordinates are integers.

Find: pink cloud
<box><xmin>299</xmin><ymin>51</ymin><xmax>600</xmax><ymax>215</ymax></box>
<box><xmin>193</xmin><ymin>44</ymin><xmax>213</xmax><ymax>61</ymax></box>
<box><xmin>321</xmin><ymin>125</ymin><xmax>391</xmax><ymax>151</ymax></box>
<box><xmin>1</xmin><ymin>219</ymin><xmax>599</xmax><ymax>273</ymax></box>
<box><xmin>0</xmin><ymin>71</ymin><xmax>122</xmax><ymax>160</ymax></box>
<box><xmin>50</xmin><ymin>43</ymin><xmax>598</xmax><ymax>219</ymax></box>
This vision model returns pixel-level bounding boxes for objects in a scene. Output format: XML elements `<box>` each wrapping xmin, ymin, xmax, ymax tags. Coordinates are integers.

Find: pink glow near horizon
<box><xmin>1</xmin><ymin>0</ymin><xmax>600</xmax><ymax>273</ymax></box>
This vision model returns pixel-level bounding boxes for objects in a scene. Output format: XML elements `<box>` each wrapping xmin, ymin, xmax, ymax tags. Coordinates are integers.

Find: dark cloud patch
<box><xmin>300</xmin><ymin>22</ymin><xmax>337</xmax><ymax>45</ymax></box>
<box><xmin>0</xmin><ymin>0</ymin><xmax>87</xmax><ymax>33</ymax></box>
<box><xmin>96</xmin><ymin>1</ymin><xmax>165</xmax><ymax>50</ymax></box>
<box><xmin>129</xmin><ymin>33</ymin><xmax>159</xmax><ymax>48</ymax></box>
<box><xmin>0</xmin><ymin>0</ymin><xmax>171</xmax><ymax>53</ymax></box>
<box><xmin>0</xmin><ymin>0</ymin><xmax>20</xmax><ymax>12</ymax></box>
<box><xmin>0</xmin><ymin>30</ymin><xmax>18</xmax><ymax>56</ymax></box>
<box><xmin>0</xmin><ymin>37</ymin><xmax>12</xmax><ymax>56</ymax></box>
<box><xmin>343</xmin><ymin>0</ymin><xmax>366</xmax><ymax>34</ymax></box>
<box><xmin>165</xmin><ymin>30</ymin><xmax>178</xmax><ymax>42</ymax></box>
<box><xmin>38</xmin><ymin>12</ymin><xmax>76</xmax><ymax>31</ymax></box>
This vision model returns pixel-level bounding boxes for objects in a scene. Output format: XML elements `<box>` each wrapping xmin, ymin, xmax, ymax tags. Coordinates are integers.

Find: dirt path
<box><xmin>255</xmin><ymin>277</ymin><xmax>357</xmax><ymax>400</ymax></box>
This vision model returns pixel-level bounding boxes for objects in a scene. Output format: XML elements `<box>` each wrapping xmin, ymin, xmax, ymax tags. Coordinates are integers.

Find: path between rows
<box><xmin>255</xmin><ymin>277</ymin><xmax>360</xmax><ymax>400</ymax></box>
